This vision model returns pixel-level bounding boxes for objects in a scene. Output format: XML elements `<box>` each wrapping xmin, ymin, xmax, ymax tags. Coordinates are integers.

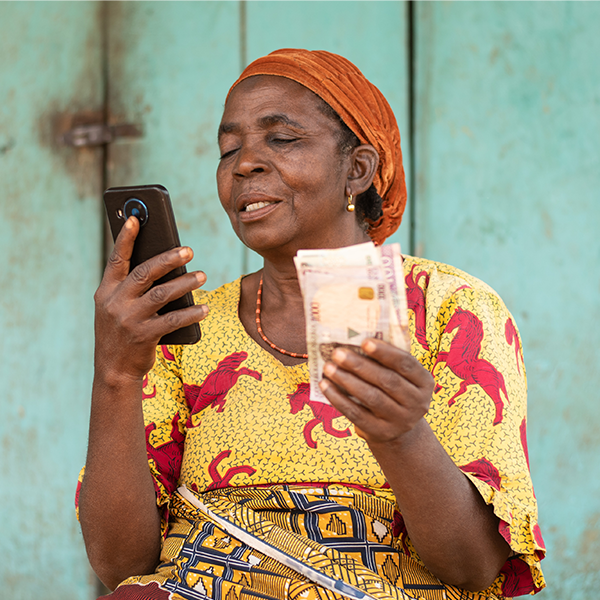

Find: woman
<box><xmin>77</xmin><ymin>50</ymin><xmax>545</xmax><ymax>600</ymax></box>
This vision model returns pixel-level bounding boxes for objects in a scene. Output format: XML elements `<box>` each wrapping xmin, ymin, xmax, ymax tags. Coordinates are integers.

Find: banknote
<box><xmin>295</xmin><ymin>242</ymin><xmax>382</xmax><ymax>295</ymax></box>
<box><xmin>380</xmin><ymin>244</ymin><xmax>410</xmax><ymax>348</ymax></box>
<box><xmin>295</xmin><ymin>242</ymin><xmax>409</xmax><ymax>404</ymax></box>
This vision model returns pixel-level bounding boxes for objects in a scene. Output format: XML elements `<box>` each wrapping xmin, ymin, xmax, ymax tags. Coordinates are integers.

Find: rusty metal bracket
<box><xmin>60</xmin><ymin>123</ymin><xmax>143</xmax><ymax>147</ymax></box>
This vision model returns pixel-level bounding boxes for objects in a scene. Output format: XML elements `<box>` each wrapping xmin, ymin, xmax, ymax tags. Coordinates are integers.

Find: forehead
<box><xmin>220</xmin><ymin>75</ymin><xmax>337</xmax><ymax>134</ymax></box>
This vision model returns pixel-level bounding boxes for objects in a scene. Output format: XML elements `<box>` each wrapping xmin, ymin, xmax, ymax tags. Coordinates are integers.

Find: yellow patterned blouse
<box><xmin>78</xmin><ymin>255</ymin><xmax>546</xmax><ymax>599</ymax></box>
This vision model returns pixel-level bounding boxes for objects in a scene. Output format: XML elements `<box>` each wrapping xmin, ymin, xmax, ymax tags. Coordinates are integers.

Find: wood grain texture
<box><xmin>0</xmin><ymin>2</ymin><xmax>103</xmax><ymax>598</ymax></box>
<box><xmin>415</xmin><ymin>3</ymin><xmax>600</xmax><ymax>596</ymax></box>
<box><xmin>107</xmin><ymin>1</ymin><xmax>244</xmax><ymax>290</ymax></box>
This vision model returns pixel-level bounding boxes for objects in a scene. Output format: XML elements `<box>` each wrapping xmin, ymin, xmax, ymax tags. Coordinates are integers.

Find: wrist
<box><xmin>94</xmin><ymin>346</ymin><xmax>153</xmax><ymax>386</ymax></box>
<box><xmin>366</xmin><ymin>417</ymin><xmax>430</xmax><ymax>455</ymax></box>
<box><xmin>93</xmin><ymin>364</ymin><xmax>146</xmax><ymax>394</ymax></box>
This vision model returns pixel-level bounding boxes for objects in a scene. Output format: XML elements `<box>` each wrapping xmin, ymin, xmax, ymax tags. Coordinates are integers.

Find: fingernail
<box><xmin>179</xmin><ymin>247</ymin><xmax>192</xmax><ymax>259</ymax></box>
<box><xmin>319</xmin><ymin>379</ymin><xmax>330</xmax><ymax>392</ymax></box>
<box><xmin>195</xmin><ymin>272</ymin><xmax>205</xmax><ymax>283</ymax></box>
<box><xmin>125</xmin><ymin>217</ymin><xmax>135</xmax><ymax>229</ymax></box>
<box><xmin>332</xmin><ymin>348</ymin><xmax>347</xmax><ymax>363</ymax></box>
<box><xmin>363</xmin><ymin>340</ymin><xmax>376</xmax><ymax>354</ymax></box>
<box><xmin>323</xmin><ymin>362</ymin><xmax>336</xmax><ymax>377</ymax></box>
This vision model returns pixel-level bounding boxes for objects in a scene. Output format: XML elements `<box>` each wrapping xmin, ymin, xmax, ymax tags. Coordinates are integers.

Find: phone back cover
<box><xmin>104</xmin><ymin>185</ymin><xmax>201</xmax><ymax>345</ymax></box>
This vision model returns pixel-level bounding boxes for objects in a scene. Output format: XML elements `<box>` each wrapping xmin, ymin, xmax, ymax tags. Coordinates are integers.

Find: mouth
<box><xmin>236</xmin><ymin>193</ymin><xmax>281</xmax><ymax>220</ymax></box>
<box><xmin>244</xmin><ymin>200</ymin><xmax>277</xmax><ymax>213</ymax></box>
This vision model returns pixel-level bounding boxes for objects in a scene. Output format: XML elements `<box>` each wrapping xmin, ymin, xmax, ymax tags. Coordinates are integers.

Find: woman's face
<box><xmin>217</xmin><ymin>75</ymin><xmax>364</xmax><ymax>257</ymax></box>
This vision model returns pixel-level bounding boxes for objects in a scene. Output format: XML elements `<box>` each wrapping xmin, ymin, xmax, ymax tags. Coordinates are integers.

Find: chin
<box><xmin>244</xmin><ymin>234</ymin><xmax>301</xmax><ymax>259</ymax></box>
<box><xmin>235</xmin><ymin>222</ymin><xmax>295</xmax><ymax>254</ymax></box>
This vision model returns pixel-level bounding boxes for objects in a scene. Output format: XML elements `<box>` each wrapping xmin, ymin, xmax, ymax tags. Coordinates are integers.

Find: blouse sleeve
<box><xmin>142</xmin><ymin>343</ymin><xmax>190</xmax><ymax>530</ymax></box>
<box><xmin>405</xmin><ymin>260</ymin><xmax>546</xmax><ymax>597</ymax></box>
<box><xmin>74</xmin><ymin>344</ymin><xmax>190</xmax><ymax>537</ymax></box>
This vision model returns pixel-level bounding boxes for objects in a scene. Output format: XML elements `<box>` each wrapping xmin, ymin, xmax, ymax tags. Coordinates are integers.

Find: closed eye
<box><xmin>219</xmin><ymin>148</ymin><xmax>239</xmax><ymax>160</ymax></box>
<box><xmin>271</xmin><ymin>136</ymin><xmax>298</xmax><ymax>145</ymax></box>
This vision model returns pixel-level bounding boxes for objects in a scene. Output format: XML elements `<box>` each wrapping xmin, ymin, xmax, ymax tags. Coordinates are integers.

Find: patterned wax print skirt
<box><xmin>103</xmin><ymin>485</ymin><xmax>499</xmax><ymax>600</ymax></box>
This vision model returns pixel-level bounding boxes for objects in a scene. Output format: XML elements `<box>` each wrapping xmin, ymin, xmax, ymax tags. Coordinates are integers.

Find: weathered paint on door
<box><xmin>106</xmin><ymin>2</ymin><xmax>245</xmax><ymax>289</ymax></box>
<box><xmin>2</xmin><ymin>2</ymin><xmax>599</xmax><ymax>599</ymax></box>
<box><xmin>105</xmin><ymin>1</ymin><xmax>410</xmax><ymax>288</ymax></box>
<box><xmin>0</xmin><ymin>3</ymin><xmax>104</xmax><ymax>599</ymax></box>
<box><xmin>414</xmin><ymin>3</ymin><xmax>600</xmax><ymax>597</ymax></box>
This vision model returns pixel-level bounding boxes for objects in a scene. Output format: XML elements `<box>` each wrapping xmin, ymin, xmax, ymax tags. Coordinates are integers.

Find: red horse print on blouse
<box><xmin>434</xmin><ymin>308</ymin><xmax>508</xmax><ymax>425</ymax></box>
<box><xmin>184</xmin><ymin>352</ymin><xmax>261</xmax><ymax>420</ymax></box>
<box><xmin>405</xmin><ymin>265</ymin><xmax>430</xmax><ymax>351</ymax></box>
<box><xmin>161</xmin><ymin>345</ymin><xmax>176</xmax><ymax>361</ymax></box>
<box><xmin>505</xmin><ymin>317</ymin><xmax>522</xmax><ymax>374</ymax></box>
<box><xmin>142</xmin><ymin>374</ymin><xmax>157</xmax><ymax>400</ymax></box>
<box><xmin>145</xmin><ymin>412</ymin><xmax>186</xmax><ymax>495</ymax></box>
<box><xmin>459</xmin><ymin>457</ymin><xmax>502</xmax><ymax>491</ymax></box>
<box><xmin>287</xmin><ymin>383</ymin><xmax>351</xmax><ymax>449</ymax></box>
<box><xmin>206</xmin><ymin>450</ymin><xmax>256</xmax><ymax>491</ymax></box>
<box><xmin>520</xmin><ymin>417</ymin><xmax>530</xmax><ymax>469</ymax></box>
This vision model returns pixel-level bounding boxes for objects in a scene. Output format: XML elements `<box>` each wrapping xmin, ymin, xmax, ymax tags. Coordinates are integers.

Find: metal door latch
<box><xmin>60</xmin><ymin>123</ymin><xmax>143</xmax><ymax>147</ymax></box>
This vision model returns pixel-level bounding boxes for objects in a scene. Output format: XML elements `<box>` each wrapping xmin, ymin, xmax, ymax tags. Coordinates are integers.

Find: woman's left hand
<box><xmin>320</xmin><ymin>338</ymin><xmax>510</xmax><ymax>591</ymax></box>
<box><xmin>319</xmin><ymin>338</ymin><xmax>435</xmax><ymax>444</ymax></box>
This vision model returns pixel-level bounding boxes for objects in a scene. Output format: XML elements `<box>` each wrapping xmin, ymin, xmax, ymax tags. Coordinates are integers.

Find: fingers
<box><xmin>319</xmin><ymin>377</ymin><xmax>373</xmax><ymax>427</ymax></box>
<box><xmin>360</xmin><ymin>338</ymin><xmax>435</xmax><ymax>389</ymax></box>
<box><xmin>318</xmin><ymin>340</ymin><xmax>434</xmax><ymax>443</ymax></box>
<box><xmin>125</xmin><ymin>246</ymin><xmax>196</xmax><ymax>296</ymax></box>
<box><xmin>322</xmin><ymin>358</ymin><xmax>410</xmax><ymax>420</ymax></box>
<box><xmin>103</xmin><ymin>217</ymin><xmax>197</xmax><ymax>297</ymax></box>
<box><xmin>325</xmin><ymin>341</ymin><xmax>434</xmax><ymax>401</ymax></box>
<box><xmin>145</xmin><ymin>302</ymin><xmax>208</xmax><ymax>342</ymax></box>
<box><xmin>319</xmin><ymin>376</ymin><xmax>417</xmax><ymax>443</ymax></box>
<box><xmin>95</xmin><ymin>269</ymin><xmax>208</xmax><ymax>357</ymax></box>
<box><xmin>94</xmin><ymin>219</ymin><xmax>208</xmax><ymax>379</ymax></box>
<box><xmin>104</xmin><ymin>217</ymin><xmax>139</xmax><ymax>283</ymax></box>
<box><xmin>139</xmin><ymin>271</ymin><xmax>206</xmax><ymax>317</ymax></box>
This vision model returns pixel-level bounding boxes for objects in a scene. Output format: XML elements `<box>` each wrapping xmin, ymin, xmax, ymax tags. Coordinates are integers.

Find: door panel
<box><xmin>245</xmin><ymin>0</ymin><xmax>411</xmax><ymax>272</ymax></box>
<box><xmin>415</xmin><ymin>3</ymin><xmax>600</xmax><ymax>596</ymax></box>
<box><xmin>107</xmin><ymin>2</ymin><xmax>411</xmax><ymax>288</ymax></box>
<box><xmin>0</xmin><ymin>3</ymin><xmax>103</xmax><ymax>599</ymax></box>
<box><xmin>6</xmin><ymin>2</ymin><xmax>595</xmax><ymax>597</ymax></box>
<box><xmin>107</xmin><ymin>2</ymin><xmax>244</xmax><ymax>290</ymax></box>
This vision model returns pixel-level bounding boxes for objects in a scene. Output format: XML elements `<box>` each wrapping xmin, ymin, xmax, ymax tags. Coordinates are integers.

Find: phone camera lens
<box><xmin>123</xmin><ymin>198</ymin><xmax>149</xmax><ymax>226</ymax></box>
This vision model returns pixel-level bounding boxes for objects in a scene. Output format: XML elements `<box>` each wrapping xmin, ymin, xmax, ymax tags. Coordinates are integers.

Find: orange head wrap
<box><xmin>227</xmin><ymin>48</ymin><xmax>407</xmax><ymax>245</ymax></box>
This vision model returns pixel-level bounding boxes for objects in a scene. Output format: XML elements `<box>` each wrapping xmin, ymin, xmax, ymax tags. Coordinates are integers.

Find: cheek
<box><xmin>286</xmin><ymin>153</ymin><xmax>338</xmax><ymax>194</ymax></box>
<box><xmin>291</xmin><ymin>156</ymin><xmax>345</xmax><ymax>206</ymax></box>
<box><xmin>216</xmin><ymin>166</ymin><xmax>232</xmax><ymax>211</ymax></box>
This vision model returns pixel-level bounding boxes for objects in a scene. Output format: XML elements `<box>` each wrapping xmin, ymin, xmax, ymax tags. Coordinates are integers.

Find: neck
<box><xmin>238</xmin><ymin>229</ymin><xmax>372</xmax><ymax>365</ymax></box>
<box><xmin>253</xmin><ymin>219</ymin><xmax>371</xmax><ymax>273</ymax></box>
<box><xmin>261</xmin><ymin>260</ymin><xmax>302</xmax><ymax>301</ymax></box>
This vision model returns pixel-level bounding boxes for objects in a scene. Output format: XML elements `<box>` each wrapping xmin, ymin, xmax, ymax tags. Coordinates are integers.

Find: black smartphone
<box><xmin>103</xmin><ymin>184</ymin><xmax>201</xmax><ymax>345</ymax></box>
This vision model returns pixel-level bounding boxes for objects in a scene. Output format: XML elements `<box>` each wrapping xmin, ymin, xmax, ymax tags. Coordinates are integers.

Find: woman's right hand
<box><xmin>93</xmin><ymin>216</ymin><xmax>208</xmax><ymax>382</ymax></box>
<box><xmin>82</xmin><ymin>214</ymin><xmax>208</xmax><ymax>589</ymax></box>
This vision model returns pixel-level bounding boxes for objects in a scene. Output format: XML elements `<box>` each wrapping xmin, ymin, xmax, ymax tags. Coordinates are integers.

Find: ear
<box><xmin>345</xmin><ymin>144</ymin><xmax>379</xmax><ymax>197</ymax></box>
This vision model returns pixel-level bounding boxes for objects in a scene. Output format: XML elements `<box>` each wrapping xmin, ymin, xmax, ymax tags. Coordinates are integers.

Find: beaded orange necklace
<box><xmin>255</xmin><ymin>276</ymin><xmax>308</xmax><ymax>360</ymax></box>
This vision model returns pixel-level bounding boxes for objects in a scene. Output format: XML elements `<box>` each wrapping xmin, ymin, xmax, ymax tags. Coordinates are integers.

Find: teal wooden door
<box><xmin>414</xmin><ymin>3</ymin><xmax>600</xmax><ymax>597</ymax></box>
<box><xmin>106</xmin><ymin>2</ymin><xmax>245</xmax><ymax>288</ymax></box>
<box><xmin>1</xmin><ymin>3</ymin><xmax>410</xmax><ymax>598</ymax></box>
<box><xmin>106</xmin><ymin>1</ymin><xmax>410</xmax><ymax>287</ymax></box>
<box><xmin>0</xmin><ymin>3</ymin><xmax>104</xmax><ymax>599</ymax></box>
<box><xmin>3</xmin><ymin>2</ymin><xmax>598</xmax><ymax>598</ymax></box>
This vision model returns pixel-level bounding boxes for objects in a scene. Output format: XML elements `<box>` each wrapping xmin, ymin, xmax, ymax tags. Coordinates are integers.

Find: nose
<box><xmin>233</xmin><ymin>138</ymin><xmax>269</xmax><ymax>178</ymax></box>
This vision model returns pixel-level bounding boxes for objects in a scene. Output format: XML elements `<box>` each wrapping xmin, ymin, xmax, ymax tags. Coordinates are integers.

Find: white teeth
<box><xmin>245</xmin><ymin>201</ymin><xmax>274</xmax><ymax>212</ymax></box>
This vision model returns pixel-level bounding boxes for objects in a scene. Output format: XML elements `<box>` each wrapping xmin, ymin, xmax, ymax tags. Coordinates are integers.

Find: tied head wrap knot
<box><xmin>227</xmin><ymin>48</ymin><xmax>407</xmax><ymax>245</ymax></box>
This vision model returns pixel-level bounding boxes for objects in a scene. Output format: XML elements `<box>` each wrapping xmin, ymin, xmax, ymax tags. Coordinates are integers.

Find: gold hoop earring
<box><xmin>346</xmin><ymin>194</ymin><xmax>355</xmax><ymax>212</ymax></box>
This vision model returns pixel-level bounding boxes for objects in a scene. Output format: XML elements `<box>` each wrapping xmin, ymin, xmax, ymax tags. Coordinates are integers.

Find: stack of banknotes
<box><xmin>294</xmin><ymin>242</ymin><xmax>410</xmax><ymax>404</ymax></box>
